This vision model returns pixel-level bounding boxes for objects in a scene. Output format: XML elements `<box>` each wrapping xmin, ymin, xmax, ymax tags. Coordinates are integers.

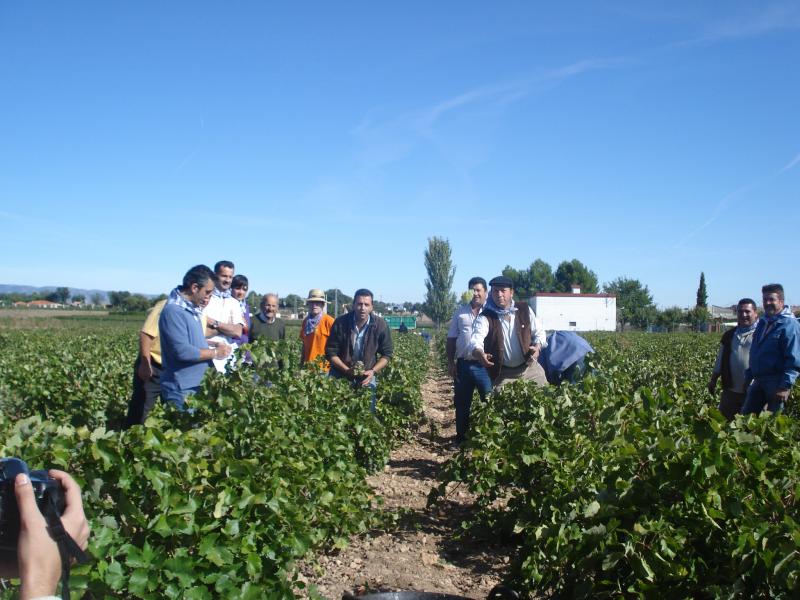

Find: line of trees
<box><xmin>0</xmin><ymin>287</ymin><xmax>91</xmax><ymax>306</ymax></box>
<box><xmin>428</xmin><ymin>248</ymin><xmax>724</xmax><ymax>332</ymax></box>
<box><xmin>502</xmin><ymin>259</ymin><xmax>600</xmax><ymax>297</ymax></box>
<box><xmin>108</xmin><ymin>291</ymin><xmax>167</xmax><ymax>313</ymax></box>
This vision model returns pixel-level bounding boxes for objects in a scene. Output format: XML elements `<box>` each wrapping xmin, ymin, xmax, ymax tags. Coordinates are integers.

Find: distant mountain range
<box><xmin>0</xmin><ymin>284</ymin><xmax>158</xmax><ymax>304</ymax></box>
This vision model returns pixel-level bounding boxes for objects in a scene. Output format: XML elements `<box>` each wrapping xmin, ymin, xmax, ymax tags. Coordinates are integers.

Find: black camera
<box><xmin>0</xmin><ymin>458</ymin><xmax>65</xmax><ymax>560</ymax></box>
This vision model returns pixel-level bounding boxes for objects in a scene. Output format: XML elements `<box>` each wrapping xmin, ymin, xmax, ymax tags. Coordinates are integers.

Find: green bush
<box><xmin>432</xmin><ymin>333</ymin><xmax>800</xmax><ymax>598</ymax></box>
<box><xmin>0</xmin><ymin>329</ymin><xmax>428</xmax><ymax>598</ymax></box>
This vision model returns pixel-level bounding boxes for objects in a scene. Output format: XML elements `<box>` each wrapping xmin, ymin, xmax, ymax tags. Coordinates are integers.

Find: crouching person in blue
<box><xmin>741</xmin><ymin>283</ymin><xmax>800</xmax><ymax>416</ymax></box>
<box><xmin>326</xmin><ymin>288</ymin><xmax>393</xmax><ymax>413</ymax></box>
<box><xmin>539</xmin><ymin>330</ymin><xmax>594</xmax><ymax>385</ymax></box>
<box><xmin>159</xmin><ymin>265</ymin><xmax>232</xmax><ymax>410</ymax></box>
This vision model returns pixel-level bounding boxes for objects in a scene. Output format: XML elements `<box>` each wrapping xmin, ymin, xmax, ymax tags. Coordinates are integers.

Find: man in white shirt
<box><xmin>446</xmin><ymin>276</ymin><xmax>490</xmax><ymax>443</ymax></box>
<box><xmin>468</xmin><ymin>275</ymin><xmax>548</xmax><ymax>388</ymax></box>
<box><xmin>203</xmin><ymin>260</ymin><xmax>244</xmax><ymax>344</ymax></box>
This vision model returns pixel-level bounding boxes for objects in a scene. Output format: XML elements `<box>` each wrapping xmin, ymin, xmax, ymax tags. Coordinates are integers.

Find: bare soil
<box><xmin>298</xmin><ymin>368</ymin><xmax>513</xmax><ymax>599</ymax></box>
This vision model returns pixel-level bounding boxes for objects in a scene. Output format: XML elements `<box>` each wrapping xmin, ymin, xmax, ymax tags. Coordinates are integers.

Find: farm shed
<box><xmin>530</xmin><ymin>288</ymin><xmax>616</xmax><ymax>332</ymax></box>
<box><xmin>26</xmin><ymin>300</ymin><xmax>64</xmax><ymax>309</ymax></box>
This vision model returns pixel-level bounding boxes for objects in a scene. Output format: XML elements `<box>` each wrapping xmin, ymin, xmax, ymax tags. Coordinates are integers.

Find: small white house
<box><xmin>530</xmin><ymin>287</ymin><xmax>616</xmax><ymax>332</ymax></box>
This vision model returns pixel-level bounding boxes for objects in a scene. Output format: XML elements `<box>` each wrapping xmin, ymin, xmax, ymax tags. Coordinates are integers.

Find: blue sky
<box><xmin>1</xmin><ymin>2</ymin><xmax>798</xmax><ymax>308</ymax></box>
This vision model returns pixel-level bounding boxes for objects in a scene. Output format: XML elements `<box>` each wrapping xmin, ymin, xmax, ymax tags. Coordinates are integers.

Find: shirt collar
<box><xmin>352</xmin><ymin>313</ymin><xmax>371</xmax><ymax>331</ymax></box>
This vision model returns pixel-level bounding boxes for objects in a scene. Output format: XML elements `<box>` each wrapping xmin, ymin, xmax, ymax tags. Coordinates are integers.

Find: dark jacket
<box><xmin>747</xmin><ymin>309</ymin><xmax>800</xmax><ymax>389</ymax></box>
<box><xmin>718</xmin><ymin>328</ymin><xmax>736</xmax><ymax>391</ymax></box>
<box><xmin>481</xmin><ymin>304</ymin><xmax>532</xmax><ymax>382</ymax></box>
<box><xmin>325</xmin><ymin>312</ymin><xmax>393</xmax><ymax>376</ymax></box>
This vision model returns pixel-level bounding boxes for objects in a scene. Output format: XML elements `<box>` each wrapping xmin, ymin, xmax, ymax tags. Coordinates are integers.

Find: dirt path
<box><xmin>298</xmin><ymin>367</ymin><xmax>512</xmax><ymax>599</ymax></box>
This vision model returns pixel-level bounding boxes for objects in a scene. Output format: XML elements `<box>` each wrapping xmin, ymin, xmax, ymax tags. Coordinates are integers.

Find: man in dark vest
<box><xmin>708</xmin><ymin>298</ymin><xmax>759</xmax><ymax>419</ymax></box>
<box><xmin>468</xmin><ymin>275</ymin><xmax>548</xmax><ymax>388</ymax></box>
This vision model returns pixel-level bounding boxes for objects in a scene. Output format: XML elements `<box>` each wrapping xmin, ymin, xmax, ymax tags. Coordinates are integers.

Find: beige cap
<box><xmin>305</xmin><ymin>289</ymin><xmax>326</xmax><ymax>303</ymax></box>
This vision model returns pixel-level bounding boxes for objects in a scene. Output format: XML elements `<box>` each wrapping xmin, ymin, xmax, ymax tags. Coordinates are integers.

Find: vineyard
<box><xmin>1</xmin><ymin>321</ymin><xmax>799</xmax><ymax>598</ymax></box>
<box><xmin>0</xmin><ymin>321</ymin><xmax>427</xmax><ymax>598</ymax></box>
<box><xmin>432</xmin><ymin>333</ymin><xmax>800</xmax><ymax>598</ymax></box>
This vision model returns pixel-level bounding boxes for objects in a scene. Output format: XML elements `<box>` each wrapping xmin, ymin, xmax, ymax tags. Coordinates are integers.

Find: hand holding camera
<box><xmin>0</xmin><ymin>459</ymin><xmax>90</xmax><ymax>599</ymax></box>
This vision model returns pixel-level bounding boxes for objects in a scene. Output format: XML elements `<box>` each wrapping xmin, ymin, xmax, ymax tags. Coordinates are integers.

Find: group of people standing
<box><xmin>124</xmin><ymin>261</ymin><xmax>393</xmax><ymax>427</ymax></box>
<box><xmin>447</xmin><ymin>277</ymin><xmax>800</xmax><ymax>444</ymax></box>
<box><xmin>123</xmin><ymin>262</ymin><xmax>798</xmax><ymax>434</ymax></box>
<box><xmin>708</xmin><ymin>283</ymin><xmax>800</xmax><ymax>419</ymax></box>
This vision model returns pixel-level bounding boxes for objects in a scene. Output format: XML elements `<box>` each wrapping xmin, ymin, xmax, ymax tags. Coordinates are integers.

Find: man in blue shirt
<box><xmin>741</xmin><ymin>283</ymin><xmax>800</xmax><ymax>416</ymax></box>
<box><xmin>159</xmin><ymin>265</ymin><xmax>232</xmax><ymax>410</ymax></box>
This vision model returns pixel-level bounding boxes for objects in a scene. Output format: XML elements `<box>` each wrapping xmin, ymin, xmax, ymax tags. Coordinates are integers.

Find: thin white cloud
<box><xmin>542</xmin><ymin>57</ymin><xmax>632</xmax><ymax>81</ymax></box>
<box><xmin>676</xmin><ymin>4</ymin><xmax>800</xmax><ymax>47</ymax></box>
<box><xmin>353</xmin><ymin>56</ymin><xmax>630</xmax><ymax>169</ymax></box>
<box><xmin>415</xmin><ymin>81</ymin><xmax>527</xmax><ymax>133</ymax></box>
<box><xmin>174</xmin><ymin>149</ymin><xmax>200</xmax><ymax>173</ymax></box>
<box><xmin>190</xmin><ymin>210</ymin><xmax>305</xmax><ymax>232</ymax></box>
<box><xmin>674</xmin><ymin>183</ymin><xmax>755</xmax><ymax>249</ymax></box>
<box><xmin>0</xmin><ymin>211</ymin><xmax>51</xmax><ymax>225</ymax></box>
<box><xmin>675</xmin><ymin>147</ymin><xmax>800</xmax><ymax>248</ymax></box>
<box><xmin>779</xmin><ymin>152</ymin><xmax>800</xmax><ymax>173</ymax></box>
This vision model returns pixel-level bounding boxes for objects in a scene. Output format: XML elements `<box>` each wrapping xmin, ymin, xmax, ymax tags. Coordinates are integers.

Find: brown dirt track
<box><xmin>298</xmin><ymin>367</ymin><xmax>513</xmax><ymax>599</ymax></box>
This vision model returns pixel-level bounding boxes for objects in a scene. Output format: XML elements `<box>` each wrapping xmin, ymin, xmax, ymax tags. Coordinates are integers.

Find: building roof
<box><xmin>710</xmin><ymin>305</ymin><xmax>736</xmax><ymax>319</ymax></box>
<box><xmin>531</xmin><ymin>292</ymin><xmax>616</xmax><ymax>298</ymax></box>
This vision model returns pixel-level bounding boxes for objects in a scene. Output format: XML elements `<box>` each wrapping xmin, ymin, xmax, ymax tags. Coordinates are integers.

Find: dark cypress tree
<box><xmin>696</xmin><ymin>272</ymin><xmax>708</xmax><ymax>308</ymax></box>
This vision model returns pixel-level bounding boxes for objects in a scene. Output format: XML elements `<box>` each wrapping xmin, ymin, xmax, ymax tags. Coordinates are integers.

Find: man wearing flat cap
<box><xmin>467</xmin><ymin>275</ymin><xmax>548</xmax><ymax>388</ymax></box>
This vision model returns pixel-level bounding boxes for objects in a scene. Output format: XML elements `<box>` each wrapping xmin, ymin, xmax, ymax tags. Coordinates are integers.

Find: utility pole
<box><xmin>334</xmin><ymin>289</ymin><xmax>338</xmax><ymax>317</ymax></box>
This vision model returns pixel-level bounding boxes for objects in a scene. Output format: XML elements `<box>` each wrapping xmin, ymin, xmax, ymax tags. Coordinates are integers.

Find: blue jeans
<box><xmin>741</xmin><ymin>376</ymin><xmax>785</xmax><ymax>416</ymax></box>
<box><xmin>330</xmin><ymin>370</ymin><xmax>377</xmax><ymax>413</ymax></box>
<box><xmin>160</xmin><ymin>381</ymin><xmax>198</xmax><ymax>412</ymax></box>
<box><xmin>454</xmin><ymin>359</ymin><xmax>492</xmax><ymax>442</ymax></box>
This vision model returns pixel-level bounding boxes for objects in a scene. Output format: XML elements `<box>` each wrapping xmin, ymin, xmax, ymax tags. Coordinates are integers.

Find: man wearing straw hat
<box><xmin>300</xmin><ymin>288</ymin><xmax>335</xmax><ymax>371</ymax></box>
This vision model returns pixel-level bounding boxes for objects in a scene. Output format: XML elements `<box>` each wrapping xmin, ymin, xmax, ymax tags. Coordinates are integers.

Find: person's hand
<box><xmin>214</xmin><ymin>343</ymin><xmax>232</xmax><ymax>359</ymax></box>
<box><xmin>137</xmin><ymin>359</ymin><xmax>153</xmax><ymax>381</ymax></box>
<box><xmin>707</xmin><ymin>378</ymin><xmax>717</xmax><ymax>395</ymax></box>
<box><xmin>475</xmin><ymin>350</ymin><xmax>494</xmax><ymax>368</ymax></box>
<box><xmin>447</xmin><ymin>362</ymin><xmax>456</xmax><ymax>380</ymax></box>
<box><xmin>776</xmin><ymin>388</ymin><xmax>791</xmax><ymax>404</ymax></box>
<box><xmin>529</xmin><ymin>344</ymin><xmax>541</xmax><ymax>361</ymax></box>
<box><xmin>360</xmin><ymin>369</ymin><xmax>375</xmax><ymax>387</ymax></box>
<box><xmin>10</xmin><ymin>470</ymin><xmax>89</xmax><ymax>600</ymax></box>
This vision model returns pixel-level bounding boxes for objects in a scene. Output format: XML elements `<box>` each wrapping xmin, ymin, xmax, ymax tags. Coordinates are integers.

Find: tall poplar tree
<box><xmin>423</xmin><ymin>237</ymin><xmax>456</xmax><ymax>328</ymax></box>
<box><xmin>696</xmin><ymin>272</ymin><xmax>708</xmax><ymax>308</ymax></box>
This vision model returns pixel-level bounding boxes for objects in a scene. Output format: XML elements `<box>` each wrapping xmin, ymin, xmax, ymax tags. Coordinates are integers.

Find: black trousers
<box><xmin>124</xmin><ymin>355</ymin><xmax>163</xmax><ymax>428</ymax></box>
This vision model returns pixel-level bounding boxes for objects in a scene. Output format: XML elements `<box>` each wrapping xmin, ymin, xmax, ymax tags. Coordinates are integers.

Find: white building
<box><xmin>530</xmin><ymin>287</ymin><xmax>616</xmax><ymax>332</ymax></box>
